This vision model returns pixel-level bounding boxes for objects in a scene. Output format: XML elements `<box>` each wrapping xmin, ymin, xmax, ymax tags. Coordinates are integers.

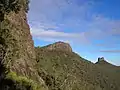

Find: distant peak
<box><xmin>98</xmin><ymin>57</ymin><xmax>105</xmax><ymax>62</ymax></box>
<box><xmin>44</xmin><ymin>41</ymin><xmax>72</xmax><ymax>52</ymax></box>
<box><xmin>96</xmin><ymin>57</ymin><xmax>110</xmax><ymax>64</ymax></box>
<box><xmin>95</xmin><ymin>57</ymin><xmax>118</xmax><ymax>67</ymax></box>
<box><xmin>55</xmin><ymin>41</ymin><xmax>69</xmax><ymax>45</ymax></box>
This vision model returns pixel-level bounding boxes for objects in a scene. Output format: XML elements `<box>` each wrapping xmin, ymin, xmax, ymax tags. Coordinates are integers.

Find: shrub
<box><xmin>0</xmin><ymin>0</ymin><xmax>29</xmax><ymax>21</ymax></box>
<box><xmin>5</xmin><ymin>71</ymin><xmax>43</xmax><ymax>90</ymax></box>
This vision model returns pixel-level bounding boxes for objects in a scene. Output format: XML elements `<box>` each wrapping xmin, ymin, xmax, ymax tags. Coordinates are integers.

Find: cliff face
<box><xmin>0</xmin><ymin>7</ymin><xmax>47</xmax><ymax>90</ymax></box>
<box><xmin>43</xmin><ymin>41</ymin><xmax>72</xmax><ymax>52</ymax></box>
<box><xmin>6</xmin><ymin>10</ymin><xmax>36</xmax><ymax>76</ymax></box>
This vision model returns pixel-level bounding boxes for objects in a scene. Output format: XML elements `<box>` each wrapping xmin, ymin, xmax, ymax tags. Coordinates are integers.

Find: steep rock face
<box><xmin>0</xmin><ymin>8</ymin><xmax>48</xmax><ymax>90</ymax></box>
<box><xmin>6</xmin><ymin>10</ymin><xmax>36</xmax><ymax>76</ymax></box>
<box><xmin>43</xmin><ymin>41</ymin><xmax>72</xmax><ymax>52</ymax></box>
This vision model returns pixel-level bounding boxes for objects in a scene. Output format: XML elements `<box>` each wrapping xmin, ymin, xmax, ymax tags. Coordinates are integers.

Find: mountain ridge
<box><xmin>35</xmin><ymin>42</ymin><xmax>120</xmax><ymax>90</ymax></box>
<box><xmin>42</xmin><ymin>41</ymin><xmax>72</xmax><ymax>52</ymax></box>
<box><xmin>38</xmin><ymin>42</ymin><xmax>119</xmax><ymax>67</ymax></box>
<box><xmin>0</xmin><ymin>0</ymin><xmax>120</xmax><ymax>90</ymax></box>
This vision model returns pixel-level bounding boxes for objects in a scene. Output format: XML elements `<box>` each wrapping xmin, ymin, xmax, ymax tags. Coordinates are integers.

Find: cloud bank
<box><xmin>28</xmin><ymin>0</ymin><xmax>120</xmax><ymax>53</ymax></box>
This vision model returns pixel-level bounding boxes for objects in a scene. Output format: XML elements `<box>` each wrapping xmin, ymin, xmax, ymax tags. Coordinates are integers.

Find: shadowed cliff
<box><xmin>0</xmin><ymin>0</ymin><xmax>48</xmax><ymax>90</ymax></box>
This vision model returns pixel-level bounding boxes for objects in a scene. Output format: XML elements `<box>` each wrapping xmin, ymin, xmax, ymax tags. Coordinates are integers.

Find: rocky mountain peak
<box><xmin>98</xmin><ymin>57</ymin><xmax>105</xmax><ymax>62</ymax></box>
<box><xmin>96</xmin><ymin>57</ymin><xmax>109</xmax><ymax>65</ymax></box>
<box><xmin>44</xmin><ymin>41</ymin><xmax>72</xmax><ymax>52</ymax></box>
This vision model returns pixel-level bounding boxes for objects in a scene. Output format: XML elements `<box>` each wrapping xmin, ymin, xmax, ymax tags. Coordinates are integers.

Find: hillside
<box><xmin>0</xmin><ymin>0</ymin><xmax>120</xmax><ymax>90</ymax></box>
<box><xmin>35</xmin><ymin>42</ymin><xmax>120</xmax><ymax>90</ymax></box>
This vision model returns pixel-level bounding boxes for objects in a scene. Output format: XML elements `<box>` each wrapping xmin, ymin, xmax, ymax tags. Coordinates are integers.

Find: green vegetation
<box><xmin>0</xmin><ymin>0</ymin><xmax>29</xmax><ymax>13</ymax></box>
<box><xmin>0</xmin><ymin>1</ymin><xmax>46</xmax><ymax>89</ymax></box>
<box><xmin>35</xmin><ymin>46</ymin><xmax>120</xmax><ymax>90</ymax></box>
<box><xmin>0</xmin><ymin>12</ymin><xmax>47</xmax><ymax>90</ymax></box>
<box><xmin>0</xmin><ymin>0</ymin><xmax>120</xmax><ymax>90</ymax></box>
<box><xmin>0</xmin><ymin>0</ymin><xmax>29</xmax><ymax>21</ymax></box>
<box><xmin>0</xmin><ymin>19</ymin><xmax>20</xmax><ymax>69</ymax></box>
<box><xmin>0</xmin><ymin>71</ymin><xmax>46</xmax><ymax>90</ymax></box>
<box><xmin>4</xmin><ymin>71</ymin><xmax>44</xmax><ymax>90</ymax></box>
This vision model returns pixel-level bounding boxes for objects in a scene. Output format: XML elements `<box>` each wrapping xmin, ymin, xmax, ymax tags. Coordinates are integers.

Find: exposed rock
<box><xmin>43</xmin><ymin>41</ymin><xmax>72</xmax><ymax>52</ymax></box>
<box><xmin>96</xmin><ymin>57</ymin><xmax>108</xmax><ymax>65</ymax></box>
<box><xmin>0</xmin><ymin>5</ymin><xmax>48</xmax><ymax>90</ymax></box>
<box><xmin>98</xmin><ymin>57</ymin><xmax>105</xmax><ymax>62</ymax></box>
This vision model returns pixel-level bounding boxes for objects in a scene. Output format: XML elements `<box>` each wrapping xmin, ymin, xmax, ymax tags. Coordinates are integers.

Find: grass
<box><xmin>5</xmin><ymin>71</ymin><xmax>45</xmax><ymax>90</ymax></box>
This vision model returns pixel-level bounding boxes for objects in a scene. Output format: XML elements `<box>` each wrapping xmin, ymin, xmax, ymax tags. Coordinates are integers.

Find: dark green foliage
<box><xmin>0</xmin><ymin>0</ymin><xmax>29</xmax><ymax>21</ymax></box>
<box><xmin>23</xmin><ymin>0</ymin><xmax>30</xmax><ymax>12</ymax></box>
<box><xmin>0</xmin><ymin>0</ymin><xmax>29</xmax><ymax>13</ymax></box>
<box><xmin>0</xmin><ymin>0</ymin><xmax>20</xmax><ymax>12</ymax></box>
<box><xmin>0</xmin><ymin>11</ymin><xmax>4</xmax><ymax>22</ymax></box>
<box><xmin>0</xmin><ymin>0</ymin><xmax>20</xmax><ymax>21</ymax></box>
<box><xmin>0</xmin><ymin>20</ymin><xmax>20</xmax><ymax>69</ymax></box>
<box><xmin>38</xmin><ymin>69</ymin><xmax>61</xmax><ymax>90</ymax></box>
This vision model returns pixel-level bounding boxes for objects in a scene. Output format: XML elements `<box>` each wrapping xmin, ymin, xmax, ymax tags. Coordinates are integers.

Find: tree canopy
<box><xmin>0</xmin><ymin>0</ymin><xmax>29</xmax><ymax>13</ymax></box>
<box><xmin>0</xmin><ymin>0</ymin><xmax>29</xmax><ymax>21</ymax></box>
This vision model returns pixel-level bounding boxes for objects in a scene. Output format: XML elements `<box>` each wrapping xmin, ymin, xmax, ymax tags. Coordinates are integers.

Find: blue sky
<box><xmin>28</xmin><ymin>0</ymin><xmax>120</xmax><ymax>66</ymax></box>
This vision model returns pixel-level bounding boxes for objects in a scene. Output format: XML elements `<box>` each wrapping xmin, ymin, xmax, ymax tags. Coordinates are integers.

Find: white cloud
<box><xmin>28</xmin><ymin>0</ymin><xmax>93</xmax><ymax>28</ymax></box>
<box><xmin>30</xmin><ymin>27</ymin><xmax>89</xmax><ymax>44</ymax></box>
<box><xmin>28</xmin><ymin>0</ymin><xmax>120</xmax><ymax>48</ymax></box>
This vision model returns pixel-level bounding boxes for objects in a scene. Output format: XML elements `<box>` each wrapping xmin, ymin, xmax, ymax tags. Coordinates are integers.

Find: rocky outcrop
<box><xmin>43</xmin><ymin>41</ymin><xmax>72</xmax><ymax>52</ymax></box>
<box><xmin>95</xmin><ymin>57</ymin><xmax>107</xmax><ymax>64</ymax></box>
<box><xmin>0</xmin><ymin>2</ymin><xmax>48</xmax><ymax>90</ymax></box>
<box><xmin>5</xmin><ymin>10</ymin><xmax>36</xmax><ymax>76</ymax></box>
<box><xmin>98</xmin><ymin>57</ymin><xmax>105</xmax><ymax>62</ymax></box>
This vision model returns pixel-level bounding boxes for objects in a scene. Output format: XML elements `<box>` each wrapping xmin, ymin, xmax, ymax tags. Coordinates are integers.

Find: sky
<box><xmin>27</xmin><ymin>0</ymin><xmax>120</xmax><ymax>66</ymax></box>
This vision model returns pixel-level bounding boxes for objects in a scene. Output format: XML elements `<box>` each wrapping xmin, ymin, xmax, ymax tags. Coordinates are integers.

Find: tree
<box><xmin>0</xmin><ymin>0</ymin><xmax>29</xmax><ymax>21</ymax></box>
